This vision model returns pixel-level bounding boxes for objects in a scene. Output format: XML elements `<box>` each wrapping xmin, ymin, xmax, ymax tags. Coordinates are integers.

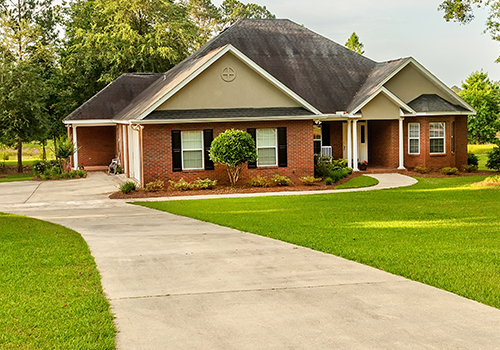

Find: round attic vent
<box><xmin>221</xmin><ymin>67</ymin><xmax>236</xmax><ymax>82</ymax></box>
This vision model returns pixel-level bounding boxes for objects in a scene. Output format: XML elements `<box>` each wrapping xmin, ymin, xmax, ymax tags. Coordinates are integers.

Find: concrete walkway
<box><xmin>1</xmin><ymin>173</ymin><xmax>499</xmax><ymax>349</ymax></box>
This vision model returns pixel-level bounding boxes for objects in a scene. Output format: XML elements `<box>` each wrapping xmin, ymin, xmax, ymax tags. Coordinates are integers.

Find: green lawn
<box><xmin>468</xmin><ymin>144</ymin><xmax>495</xmax><ymax>154</ymax></box>
<box><xmin>335</xmin><ymin>175</ymin><xmax>379</xmax><ymax>189</ymax></box>
<box><xmin>0</xmin><ymin>172</ymin><xmax>34</xmax><ymax>183</ymax></box>
<box><xmin>0</xmin><ymin>213</ymin><xmax>116</xmax><ymax>349</ymax></box>
<box><xmin>136</xmin><ymin>176</ymin><xmax>500</xmax><ymax>309</ymax></box>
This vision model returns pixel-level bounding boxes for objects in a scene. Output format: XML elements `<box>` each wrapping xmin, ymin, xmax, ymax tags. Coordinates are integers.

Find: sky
<box><xmin>213</xmin><ymin>0</ymin><xmax>500</xmax><ymax>88</ymax></box>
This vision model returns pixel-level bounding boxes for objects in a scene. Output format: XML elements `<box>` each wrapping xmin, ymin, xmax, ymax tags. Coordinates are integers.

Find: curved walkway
<box><xmin>1</xmin><ymin>173</ymin><xmax>499</xmax><ymax>350</ymax></box>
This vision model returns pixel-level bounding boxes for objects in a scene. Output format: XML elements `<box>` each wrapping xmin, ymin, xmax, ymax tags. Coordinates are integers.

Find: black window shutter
<box><xmin>247</xmin><ymin>128</ymin><xmax>257</xmax><ymax>168</ymax></box>
<box><xmin>321</xmin><ymin>123</ymin><xmax>330</xmax><ymax>146</ymax></box>
<box><xmin>278</xmin><ymin>127</ymin><xmax>287</xmax><ymax>167</ymax></box>
<box><xmin>204</xmin><ymin>129</ymin><xmax>214</xmax><ymax>170</ymax></box>
<box><xmin>172</xmin><ymin>130</ymin><xmax>182</xmax><ymax>172</ymax></box>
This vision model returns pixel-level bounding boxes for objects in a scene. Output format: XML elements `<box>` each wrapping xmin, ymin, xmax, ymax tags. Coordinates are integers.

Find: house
<box><xmin>63</xmin><ymin>19</ymin><xmax>475</xmax><ymax>186</ymax></box>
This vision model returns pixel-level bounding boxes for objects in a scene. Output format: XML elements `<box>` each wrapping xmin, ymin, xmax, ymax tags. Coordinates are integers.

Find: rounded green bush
<box><xmin>486</xmin><ymin>146</ymin><xmax>500</xmax><ymax>171</ymax></box>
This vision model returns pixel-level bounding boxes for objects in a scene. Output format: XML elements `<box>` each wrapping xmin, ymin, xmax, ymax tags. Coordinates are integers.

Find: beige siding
<box><xmin>360</xmin><ymin>93</ymin><xmax>401</xmax><ymax>120</ymax></box>
<box><xmin>156</xmin><ymin>52</ymin><xmax>301</xmax><ymax>110</ymax></box>
<box><xmin>384</xmin><ymin>64</ymin><xmax>449</xmax><ymax>104</ymax></box>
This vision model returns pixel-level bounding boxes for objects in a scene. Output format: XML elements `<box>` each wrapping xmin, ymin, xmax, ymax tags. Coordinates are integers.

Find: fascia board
<box><xmin>64</xmin><ymin>120</ymin><xmax>116</xmax><ymax>126</ymax></box>
<box><xmin>129</xmin><ymin>115</ymin><xmax>328</xmax><ymax>125</ymax></box>
<box><xmin>137</xmin><ymin>44</ymin><xmax>321</xmax><ymax>120</ymax></box>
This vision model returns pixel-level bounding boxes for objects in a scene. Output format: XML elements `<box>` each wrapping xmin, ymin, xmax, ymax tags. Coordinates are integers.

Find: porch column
<box><xmin>347</xmin><ymin>120</ymin><xmax>352</xmax><ymax>168</ymax></box>
<box><xmin>72</xmin><ymin>125</ymin><xmax>78</xmax><ymax>170</ymax></box>
<box><xmin>398</xmin><ymin>117</ymin><xmax>406</xmax><ymax>170</ymax></box>
<box><xmin>352</xmin><ymin>120</ymin><xmax>359</xmax><ymax>171</ymax></box>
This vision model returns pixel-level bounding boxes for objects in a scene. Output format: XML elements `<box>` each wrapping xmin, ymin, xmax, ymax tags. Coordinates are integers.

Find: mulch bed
<box><xmin>107</xmin><ymin>169</ymin><xmax>499</xmax><ymax>200</ymax></box>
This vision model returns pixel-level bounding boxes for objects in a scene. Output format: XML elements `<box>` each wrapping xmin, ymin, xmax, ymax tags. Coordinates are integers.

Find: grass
<box><xmin>0</xmin><ymin>172</ymin><xmax>34</xmax><ymax>183</ymax></box>
<box><xmin>335</xmin><ymin>175</ymin><xmax>379</xmax><ymax>189</ymax></box>
<box><xmin>0</xmin><ymin>213</ymin><xmax>116</xmax><ymax>349</ymax></box>
<box><xmin>2</xmin><ymin>159</ymin><xmax>52</xmax><ymax>167</ymax></box>
<box><xmin>468</xmin><ymin>144</ymin><xmax>495</xmax><ymax>154</ymax></box>
<box><xmin>135</xmin><ymin>176</ymin><xmax>500</xmax><ymax>309</ymax></box>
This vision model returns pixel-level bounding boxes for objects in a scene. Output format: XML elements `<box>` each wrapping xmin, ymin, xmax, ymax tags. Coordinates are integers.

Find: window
<box><xmin>181</xmin><ymin>131</ymin><xmax>203</xmax><ymax>169</ymax></box>
<box><xmin>429</xmin><ymin>122</ymin><xmax>445</xmax><ymax>154</ymax></box>
<box><xmin>256</xmin><ymin>128</ymin><xmax>277</xmax><ymax>166</ymax></box>
<box><xmin>313</xmin><ymin>125</ymin><xmax>322</xmax><ymax>154</ymax></box>
<box><xmin>408</xmin><ymin>123</ymin><xmax>420</xmax><ymax>154</ymax></box>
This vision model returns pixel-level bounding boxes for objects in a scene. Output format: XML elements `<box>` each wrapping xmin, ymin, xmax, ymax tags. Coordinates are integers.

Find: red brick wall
<box><xmin>368</xmin><ymin>120</ymin><xmax>399</xmax><ymax>168</ymax></box>
<box><xmin>142</xmin><ymin>120</ymin><xmax>314</xmax><ymax>185</ymax></box>
<box><xmin>76</xmin><ymin>126</ymin><xmax>116</xmax><ymax>166</ymax></box>
<box><xmin>328</xmin><ymin>121</ymin><xmax>344</xmax><ymax>159</ymax></box>
<box><xmin>403</xmin><ymin>116</ymin><xmax>467</xmax><ymax>170</ymax></box>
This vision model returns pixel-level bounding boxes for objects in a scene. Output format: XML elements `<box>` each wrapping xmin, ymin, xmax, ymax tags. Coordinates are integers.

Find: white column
<box><xmin>347</xmin><ymin>120</ymin><xmax>352</xmax><ymax>168</ymax></box>
<box><xmin>72</xmin><ymin>125</ymin><xmax>78</xmax><ymax>170</ymax></box>
<box><xmin>398</xmin><ymin>117</ymin><xmax>406</xmax><ymax>170</ymax></box>
<box><xmin>352</xmin><ymin>120</ymin><xmax>359</xmax><ymax>171</ymax></box>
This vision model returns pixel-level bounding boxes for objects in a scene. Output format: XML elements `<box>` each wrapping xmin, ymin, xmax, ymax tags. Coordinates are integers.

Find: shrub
<box><xmin>271</xmin><ymin>174</ymin><xmax>292</xmax><ymax>186</ymax></box>
<box><xmin>144</xmin><ymin>180</ymin><xmax>165</xmax><ymax>192</ymax></box>
<box><xmin>299</xmin><ymin>176</ymin><xmax>322</xmax><ymax>185</ymax></box>
<box><xmin>76</xmin><ymin>170</ymin><xmax>87</xmax><ymax>178</ymax></box>
<box><xmin>484</xmin><ymin>175</ymin><xmax>500</xmax><ymax>184</ymax></box>
<box><xmin>120</xmin><ymin>181</ymin><xmax>137</xmax><ymax>194</ymax></box>
<box><xmin>467</xmin><ymin>152</ymin><xmax>479</xmax><ymax>166</ymax></box>
<box><xmin>314</xmin><ymin>156</ymin><xmax>349</xmax><ymax>177</ymax></box>
<box><xmin>461</xmin><ymin>164</ymin><xmax>478</xmax><ymax>173</ymax></box>
<box><xmin>325</xmin><ymin>177</ymin><xmax>334</xmax><ymax>185</ymax></box>
<box><xmin>247</xmin><ymin>175</ymin><xmax>271</xmax><ymax>187</ymax></box>
<box><xmin>192</xmin><ymin>178</ymin><xmax>217</xmax><ymax>190</ymax></box>
<box><xmin>414</xmin><ymin>166</ymin><xmax>431</xmax><ymax>174</ymax></box>
<box><xmin>168</xmin><ymin>178</ymin><xmax>193</xmax><ymax>191</ymax></box>
<box><xmin>486</xmin><ymin>146</ymin><xmax>500</xmax><ymax>171</ymax></box>
<box><xmin>440</xmin><ymin>167</ymin><xmax>459</xmax><ymax>175</ymax></box>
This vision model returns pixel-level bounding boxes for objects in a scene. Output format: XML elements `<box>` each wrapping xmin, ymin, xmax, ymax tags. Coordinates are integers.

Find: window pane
<box><xmin>183</xmin><ymin>150</ymin><xmax>203</xmax><ymax>169</ymax></box>
<box><xmin>409</xmin><ymin>139</ymin><xmax>419</xmax><ymax>154</ymax></box>
<box><xmin>429</xmin><ymin>123</ymin><xmax>444</xmax><ymax>138</ymax></box>
<box><xmin>409</xmin><ymin>123</ymin><xmax>420</xmax><ymax>138</ymax></box>
<box><xmin>430</xmin><ymin>139</ymin><xmax>444</xmax><ymax>153</ymax></box>
<box><xmin>258</xmin><ymin>148</ymin><xmax>276</xmax><ymax>166</ymax></box>
<box><xmin>182</xmin><ymin>131</ymin><xmax>202</xmax><ymax>149</ymax></box>
<box><xmin>257</xmin><ymin>129</ymin><xmax>277</xmax><ymax>147</ymax></box>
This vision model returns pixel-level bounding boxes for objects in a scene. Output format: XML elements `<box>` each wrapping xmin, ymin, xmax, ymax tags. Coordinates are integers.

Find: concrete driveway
<box><xmin>1</xmin><ymin>173</ymin><xmax>499</xmax><ymax>349</ymax></box>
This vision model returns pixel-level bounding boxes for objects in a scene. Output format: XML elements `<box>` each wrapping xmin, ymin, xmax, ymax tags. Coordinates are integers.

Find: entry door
<box><xmin>342</xmin><ymin>122</ymin><xmax>368</xmax><ymax>163</ymax></box>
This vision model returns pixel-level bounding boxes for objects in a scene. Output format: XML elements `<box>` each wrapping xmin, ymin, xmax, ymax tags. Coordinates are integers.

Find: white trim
<box><xmin>181</xmin><ymin>130</ymin><xmax>204</xmax><ymax>170</ymax></box>
<box><xmin>136</xmin><ymin>44</ymin><xmax>321</xmax><ymax>120</ymax></box>
<box><xmin>347</xmin><ymin>120</ymin><xmax>352</xmax><ymax>169</ymax></box>
<box><xmin>408</xmin><ymin>122</ymin><xmax>420</xmax><ymax>155</ymax></box>
<box><xmin>63</xmin><ymin>120</ymin><xmax>116</xmax><ymax>126</ymax></box>
<box><xmin>414</xmin><ymin>111</ymin><xmax>472</xmax><ymax>116</ymax></box>
<box><xmin>72</xmin><ymin>126</ymin><xmax>78</xmax><ymax>170</ymax></box>
<box><xmin>130</xmin><ymin>114</ymin><xmax>327</xmax><ymax>124</ymax></box>
<box><xmin>398</xmin><ymin>118</ymin><xmax>406</xmax><ymax>170</ymax></box>
<box><xmin>256</xmin><ymin>128</ymin><xmax>278</xmax><ymax>167</ymax></box>
<box><xmin>429</xmin><ymin>122</ymin><xmax>446</xmax><ymax>154</ymax></box>
<box><xmin>352</xmin><ymin>120</ymin><xmax>359</xmax><ymax>171</ymax></box>
<box><xmin>349</xmin><ymin>86</ymin><xmax>416</xmax><ymax>116</ymax></box>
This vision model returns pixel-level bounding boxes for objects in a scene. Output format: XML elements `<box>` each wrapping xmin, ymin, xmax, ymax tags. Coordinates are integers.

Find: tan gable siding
<box><xmin>383</xmin><ymin>64</ymin><xmax>448</xmax><ymax>104</ymax></box>
<box><xmin>360</xmin><ymin>93</ymin><xmax>401</xmax><ymax>120</ymax></box>
<box><xmin>156</xmin><ymin>52</ymin><xmax>301</xmax><ymax>111</ymax></box>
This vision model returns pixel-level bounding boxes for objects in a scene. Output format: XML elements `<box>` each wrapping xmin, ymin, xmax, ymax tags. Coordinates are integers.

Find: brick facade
<box><xmin>141</xmin><ymin>120</ymin><xmax>314</xmax><ymax>185</ymax></box>
<box><xmin>368</xmin><ymin>120</ymin><xmax>399</xmax><ymax>168</ymax></box>
<box><xmin>75</xmin><ymin>126</ymin><xmax>116</xmax><ymax>167</ymax></box>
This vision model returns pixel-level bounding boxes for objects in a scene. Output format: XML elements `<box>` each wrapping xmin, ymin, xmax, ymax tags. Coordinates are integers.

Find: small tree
<box><xmin>345</xmin><ymin>32</ymin><xmax>365</xmax><ymax>55</ymax></box>
<box><xmin>209</xmin><ymin>129</ymin><xmax>257</xmax><ymax>186</ymax></box>
<box><xmin>486</xmin><ymin>145</ymin><xmax>500</xmax><ymax>171</ymax></box>
<box><xmin>54</xmin><ymin>136</ymin><xmax>77</xmax><ymax>172</ymax></box>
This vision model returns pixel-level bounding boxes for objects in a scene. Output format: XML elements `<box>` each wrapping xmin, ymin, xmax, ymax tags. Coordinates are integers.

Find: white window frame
<box><xmin>429</xmin><ymin>122</ymin><xmax>446</xmax><ymax>154</ymax></box>
<box><xmin>181</xmin><ymin>130</ymin><xmax>204</xmax><ymax>170</ymax></box>
<box><xmin>256</xmin><ymin>128</ymin><xmax>278</xmax><ymax>167</ymax></box>
<box><xmin>408</xmin><ymin>123</ymin><xmax>420</xmax><ymax>155</ymax></box>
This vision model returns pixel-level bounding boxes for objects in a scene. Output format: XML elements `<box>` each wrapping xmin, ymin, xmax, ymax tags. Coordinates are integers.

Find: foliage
<box><xmin>440</xmin><ymin>167</ymin><xmax>459</xmax><ymax>175</ymax></box>
<box><xmin>299</xmin><ymin>176</ymin><xmax>322</xmax><ymax>185</ymax></box>
<box><xmin>0</xmin><ymin>212</ymin><xmax>116</xmax><ymax>348</ymax></box>
<box><xmin>335</xmin><ymin>175</ymin><xmax>379</xmax><ymax>189</ymax></box>
<box><xmin>329</xmin><ymin>168</ymin><xmax>349</xmax><ymax>183</ymax></box>
<box><xmin>120</xmin><ymin>181</ymin><xmax>137</xmax><ymax>194</ymax></box>
<box><xmin>136</xmin><ymin>176</ymin><xmax>500</xmax><ymax>309</ymax></box>
<box><xmin>485</xmin><ymin>174</ymin><xmax>500</xmax><ymax>183</ymax></box>
<box><xmin>439</xmin><ymin>0</ymin><xmax>500</xmax><ymax>62</ymax></box>
<box><xmin>459</xmin><ymin>71</ymin><xmax>500</xmax><ymax>144</ymax></box>
<box><xmin>324</xmin><ymin>177</ymin><xmax>333</xmax><ymax>186</ymax></box>
<box><xmin>246</xmin><ymin>175</ymin><xmax>271</xmax><ymax>187</ymax></box>
<box><xmin>219</xmin><ymin>0</ymin><xmax>275</xmax><ymax>27</ymax></box>
<box><xmin>209</xmin><ymin>129</ymin><xmax>257</xmax><ymax>186</ymax></box>
<box><xmin>33</xmin><ymin>160</ymin><xmax>59</xmax><ymax>176</ymax></box>
<box><xmin>345</xmin><ymin>32</ymin><xmax>365</xmax><ymax>55</ymax></box>
<box><xmin>468</xmin><ymin>152</ymin><xmax>479</xmax><ymax>166</ymax></box>
<box><xmin>144</xmin><ymin>180</ymin><xmax>165</xmax><ymax>192</ymax></box>
<box><xmin>271</xmin><ymin>174</ymin><xmax>292</xmax><ymax>186</ymax></box>
<box><xmin>314</xmin><ymin>156</ymin><xmax>349</xmax><ymax>177</ymax></box>
<box><xmin>192</xmin><ymin>177</ymin><xmax>217</xmax><ymax>189</ymax></box>
<box><xmin>414</xmin><ymin>166</ymin><xmax>431</xmax><ymax>174</ymax></box>
<box><xmin>461</xmin><ymin>164</ymin><xmax>478</xmax><ymax>172</ymax></box>
<box><xmin>168</xmin><ymin>178</ymin><xmax>193</xmax><ymax>191</ymax></box>
<box><xmin>486</xmin><ymin>146</ymin><xmax>500</xmax><ymax>170</ymax></box>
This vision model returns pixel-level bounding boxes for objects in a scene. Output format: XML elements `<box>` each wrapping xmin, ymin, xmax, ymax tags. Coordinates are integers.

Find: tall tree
<box><xmin>219</xmin><ymin>0</ymin><xmax>275</xmax><ymax>27</ymax></box>
<box><xmin>345</xmin><ymin>32</ymin><xmax>365</xmax><ymax>55</ymax></box>
<box><xmin>459</xmin><ymin>70</ymin><xmax>500</xmax><ymax>144</ymax></box>
<box><xmin>0</xmin><ymin>0</ymin><xmax>56</xmax><ymax>172</ymax></box>
<box><xmin>439</xmin><ymin>0</ymin><xmax>500</xmax><ymax>61</ymax></box>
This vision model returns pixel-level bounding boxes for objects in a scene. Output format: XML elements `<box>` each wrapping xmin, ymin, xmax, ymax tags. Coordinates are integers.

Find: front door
<box><xmin>342</xmin><ymin>121</ymin><xmax>368</xmax><ymax>163</ymax></box>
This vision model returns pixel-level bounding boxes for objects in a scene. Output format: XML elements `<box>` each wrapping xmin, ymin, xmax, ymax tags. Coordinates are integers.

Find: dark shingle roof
<box><xmin>64</xmin><ymin>73</ymin><xmax>162</xmax><ymax>121</ymax></box>
<box><xmin>145</xmin><ymin>107</ymin><xmax>313</xmax><ymax>120</ymax></box>
<box><xmin>408</xmin><ymin>94</ymin><xmax>468</xmax><ymax>113</ymax></box>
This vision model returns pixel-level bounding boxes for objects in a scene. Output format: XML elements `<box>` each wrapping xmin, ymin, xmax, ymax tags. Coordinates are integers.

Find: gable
<box><xmin>384</xmin><ymin>64</ymin><xmax>449</xmax><ymax>104</ymax></box>
<box><xmin>360</xmin><ymin>93</ymin><xmax>402</xmax><ymax>120</ymax></box>
<box><xmin>155</xmin><ymin>52</ymin><xmax>301</xmax><ymax>111</ymax></box>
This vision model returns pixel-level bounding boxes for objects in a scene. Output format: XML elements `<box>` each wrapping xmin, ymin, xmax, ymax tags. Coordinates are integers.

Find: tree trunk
<box><xmin>42</xmin><ymin>141</ymin><xmax>46</xmax><ymax>160</ymax></box>
<box><xmin>17</xmin><ymin>138</ymin><xmax>22</xmax><ymax>173</ymax></box>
